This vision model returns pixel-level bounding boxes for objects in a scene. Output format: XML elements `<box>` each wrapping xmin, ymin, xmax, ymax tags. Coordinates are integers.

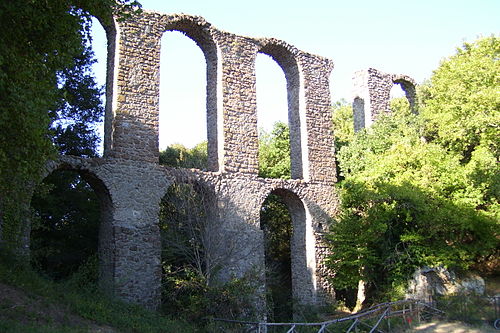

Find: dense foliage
<box><xmin>260</xmin><ymin>193</ymin><xmax>293</xmax><ymax>321</ymax></box>
<box><xmin>259</xmin><ymin>121</ymin><xmax>291</xmax><ymax>179</ymax></box>
<box><xmin>0</xmin><ymin>0</ymin><xmax>140</xmax><ymax>252</ymax></box>
<box><xmin>159</xmin><ymin>142</ymin><xmax>208</xmax><ymax>169</ymax></box>
<box><xmin>328</xmin><ymin>36</ymin><xmax>499</xmax><ymax>302</ymax></box>
<box><xmin>31</xmin><ymin>171</ymin><xmax>100</xmax><ymax>280</ymax></box>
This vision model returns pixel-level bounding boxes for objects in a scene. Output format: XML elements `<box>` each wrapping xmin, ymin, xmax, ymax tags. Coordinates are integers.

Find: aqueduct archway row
<box><xmin>27</xmin><ymin>11</ymin><xmax>341</xmax><ymax>311</ymax></box>
<box><xmin>45</xmin><ymin>155</ymin><xmax>339</xmax><ymax>310</ymax></box>
<box><xmin>105</xmin><ymin>11</ymin><xmax>335</xmax><ymax>182</ymax></box>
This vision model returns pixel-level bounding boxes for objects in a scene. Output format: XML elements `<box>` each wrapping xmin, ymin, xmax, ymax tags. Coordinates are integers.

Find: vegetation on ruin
<box><xmin>0</xmin><ymin>0</ymin><xmax>497</xmax><ymax>327</ymax></box>
<box><xmin>0</xmin><ymin>0</ymin><xmax>140</xmax><ymax>252</ymax></box>
<box><xmin>328</xmin><ymin>36</ymin><xmax>499</xmax><ymax>305</ymax></box>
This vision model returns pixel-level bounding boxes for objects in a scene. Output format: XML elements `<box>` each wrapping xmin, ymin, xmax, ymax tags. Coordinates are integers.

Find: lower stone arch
<box><xmin>259</xmin><ymin>187</ymin><xmax>317</xmax><ymax>319</ymax></box>
<box><xmin>31</xmin><ymin>159</ymin><xmax>115</xmax><ymax>292</ymax></box>
<box><xmin>157</xmin><ymin>175</ymin><xmax>226</xmax><ymax>314</ymax></box>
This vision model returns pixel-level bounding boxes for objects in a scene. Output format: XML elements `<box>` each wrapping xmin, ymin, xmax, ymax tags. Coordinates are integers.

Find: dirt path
<box><xmin>409</xmin><ymin>320</ymin><xmax>497</xmax><ymax>332</ymax></box>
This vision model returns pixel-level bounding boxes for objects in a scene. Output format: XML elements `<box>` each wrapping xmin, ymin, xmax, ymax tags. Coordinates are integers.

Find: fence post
<box><xmin>387</xmin><ymin>305</ymin><xmax>391</xmax><ymax>332</ymax></box>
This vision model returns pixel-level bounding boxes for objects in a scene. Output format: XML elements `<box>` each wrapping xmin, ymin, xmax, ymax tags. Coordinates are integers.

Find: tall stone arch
<box><xmin>43</xmin><ymin>156</ymin><xmax>173</xmax><ymax>310</ymax></box>
<box><xmin>157</xmin><ymin>15</ymin><xmax>221</xmax><ymax>171</ymax></box>
<box><xmin>15</xmin><ymin>10</ymin><xmax>343</xmax><ymax>313</ymax></box>
<box><xmin>41</xmin><ymin>158</ymin><xmax>115</xmax><ymax>295</ymax></box>
<box><xmin>257</xmin><ymin>40</ymin><xmax>305</xmax><ymax>180</ymax></box>
<box><xmin>260</xmin><ymin>187</ymin><xmax>317</xmax><ymax>306</ymax></box>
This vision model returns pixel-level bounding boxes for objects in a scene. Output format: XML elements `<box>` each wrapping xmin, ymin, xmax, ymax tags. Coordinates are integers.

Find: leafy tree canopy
<box><xmin>0</xmin><ymin>0</ymin><xmax>140</xmax><ymax>250</ymax></box>
<box><xmin>420</xmin><ymin>36</ymin><xmax>500</xmax><ymax>163</ymax></box>
<box><xmin>328</xmin><ymin>36</ymin><xmax>499</xmax><ymax>301</ymax></box>
<box><xmin>159</xmin><ymin>142</ymin><xmax>208</xmax><ymax>169</ymax></box>
<box><xmin>258</xmin><ymin>121</ymin><xmax>291</xmax><ymax>179</ymax></box>
<box><xmin>332</xmin><ymin>99</ymin><xmax>355</xmax><ymax>152</ymax></box>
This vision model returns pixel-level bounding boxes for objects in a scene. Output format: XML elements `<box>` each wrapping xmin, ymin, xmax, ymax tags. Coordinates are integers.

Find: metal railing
<box><xmin>212</xmin><ymin>299</ymin><xmax>444</xmax><ymax>332</ymax></box>
<box><xmin>430</xmin><ymin>295</ymin><xmax>499</xmax><ymax>328</ymax></box>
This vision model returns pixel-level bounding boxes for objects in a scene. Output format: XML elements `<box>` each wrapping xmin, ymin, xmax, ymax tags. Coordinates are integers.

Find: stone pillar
<box><xmin>298</xmin><ymin>53</ymin><xmax>336</xmax><ymax>184</ymax></box>
<box><xmin>99</xmin><ymin>161</ymin><xmax>168</xmax><ymax>310</ymax></box>
<box><xmin>108</xmin><ymin>13</ymin><xmax>163</xmax><ymax>162</ymax></box>
<box><xmin>218</xmin><ymin>33</ymin><xmax>260</xmax><ymax>174</ymax></box>
<box><xmin>352</xmin><ymin>69</ymin><xmax>371</xmax><ymax>131</ymax></box>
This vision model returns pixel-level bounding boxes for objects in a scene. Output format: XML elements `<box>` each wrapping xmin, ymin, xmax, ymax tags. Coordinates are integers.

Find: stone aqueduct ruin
<box><xmin>36</xmin><ymin>10</ymin><xmax>416</xmax><ymax>311</ymax></box>
<box><xmin>352</xmin><ymin>68</ymin><xmax>417</xmax><ymax>131</ymax></box>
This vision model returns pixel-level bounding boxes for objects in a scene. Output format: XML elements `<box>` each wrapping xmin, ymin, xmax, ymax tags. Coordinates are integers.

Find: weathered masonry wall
<box><xmin>105</xmin><ymin>11</ymin><xmax>336</xmax><ymax>183</ymax></box>
<box><xmin>21</xmin><ymin>10</ymin><xmax>340</xmax><ymax>312</ymax></box>
<box><xmin>352</xmin><ymin>68</ymin><xmax>417</xmax><ymax>131</ymax></box>
<box><xmin>44</xmin><ymin>156</ymin><xmax>339</xmax><ymax>311</ymax></box>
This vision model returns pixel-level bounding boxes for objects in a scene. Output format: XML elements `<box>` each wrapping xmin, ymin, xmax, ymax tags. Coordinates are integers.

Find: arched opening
<box><xmin>159</xmin><ymin>23</ymin><xmax>218</xmax><ymax>171</ymax></box>
<box><xmin>256</xmin><ymin>54</ymin><xmax>289</xmax><ymax>179</ymax></box>
<box><xmin>392</xmin><ymin>79</ymin><xmax>417</xmax><ymax>114</ymax></box>
<box><xmin>159</xmin><ymin>181</ymin><xmax>236</xmax><ymax>319</ymax></box>
<box><xmin>260</xmin><ymin>189</ymin><xmax>316</xmax><ymax>321</ymax></box>
<box><xmin>260</xmin><ymin>192</ymin><xmax>293</xmax><ymax>321</ymax></box>
<box><xmin>389</xmin><ymin>83</ymin><xmax>410</xmax><ymax>115</ymax></box>
<box><xmin>159</xmin><ymin>31</ymin><xmax>206</xmax><ymax>151</ymax></box>
<box><xmin>89</xmin><ymin>17</ymin><xmax>108</xmax><ymax>157</ymax></box>
<box><xmin>49</xmin><ymin>19</ymin><xmax>106</xmax><ymax>157</ymax></box>
<box><xmin>30</xmin><ymin>167</ymin><xmax>112</xmax><ymax>286</ymax></box>
<box><xmin>389</xmin><ymin>76</ymin><xmax>418</xmax><ymax>114</ymax></box>
<box><xmin>50</xmin><ymin>17</ymin><xmax>106</xmax><ymax>158</ymax></box>
<box><xmin>257</xmin><ymin>43</ymin><xmax>303</xmax><ymax>180</ymax></box>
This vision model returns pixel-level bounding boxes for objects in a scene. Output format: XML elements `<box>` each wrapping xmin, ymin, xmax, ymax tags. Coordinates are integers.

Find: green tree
<box><xmin>331</xmin><ymin>99</ymin><xmax>355</xmax><ymax>151</ymax></box>
<box><xmin>51</xmin><ymin>47</ymin><xmax>104</xmax><ymax>157</ymax></box>
<box><xmin>0</xmin><ymin>0</ymin><xmax>140</xmax><ymax>252</ymax></box>
<box><xmin>258</xmin><ymin>121</ymin><xmax>291</xmax><ymax>179</ymax></box>
<box><xmin>328</xmin><ymin>37</ymin><xmax>499</xmax><ymax>302</ymax></box>
<box><xmin>159</xmin><ymin>142</ymin><xmax>208</xmax><ymax>169</ymax></box>
<box><xmin>260</xmin><ymin>194</ymin><xmax>293</xmax><ymax>321</ymax></box>
<box><xmin>30</xmin><ymin>171</ymin><xmax>100</xmax><ymax>280</ymax></box>
<box><xmin>421</xmin><ymin>36</ymin><xmax>499</xmax><ymax>163</ymax></box>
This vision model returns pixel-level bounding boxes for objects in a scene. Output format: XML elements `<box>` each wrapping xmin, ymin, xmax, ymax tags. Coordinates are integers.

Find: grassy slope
<box><xmin>0</xmin><ymin>257</ymin><xmax>200</xmax><ymax>333</ymax></box>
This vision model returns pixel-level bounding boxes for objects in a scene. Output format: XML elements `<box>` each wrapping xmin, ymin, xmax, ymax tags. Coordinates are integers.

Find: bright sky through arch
<box><xmin>90</xmin><ymin>0</ymin><xmax>499</xmax><ymax>149</ymax></box>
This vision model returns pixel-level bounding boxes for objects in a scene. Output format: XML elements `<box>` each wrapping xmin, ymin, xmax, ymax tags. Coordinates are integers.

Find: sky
<box><xmin>90</xmin><ymin>0</ymin><xmax>499</xmax><ymax>149</ymax></box>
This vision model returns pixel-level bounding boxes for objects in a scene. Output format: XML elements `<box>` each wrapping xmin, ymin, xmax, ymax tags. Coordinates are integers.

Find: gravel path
<box><xmin>409</xmin><ymin>320</ymin><xmax>497</xmax><ymax>332</ymax></box>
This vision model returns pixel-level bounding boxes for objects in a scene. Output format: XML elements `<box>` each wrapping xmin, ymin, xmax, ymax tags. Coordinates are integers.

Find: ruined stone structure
<box><xmin>36</xmin><ymin>10</ymin><xmax>339</xmax><ymax>311</ymax></box>
<box><xmin>352</xmin><ymin>68</ymin><xmax>417</xmax><ymax>131</ymax></box>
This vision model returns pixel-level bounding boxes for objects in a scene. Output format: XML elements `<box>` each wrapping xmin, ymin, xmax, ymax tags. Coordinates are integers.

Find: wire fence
<box><xmin>211</xmin><ymin>299</ymin><xmax>445</xmax><ymax>333</ymax></box>
<box><xmin>430</xmin><ymin>295</ymin><xmax>499</xmax><ymax>327</ymax></box>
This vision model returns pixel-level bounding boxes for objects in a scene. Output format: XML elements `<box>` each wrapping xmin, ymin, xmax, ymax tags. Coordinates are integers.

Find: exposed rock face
<box><xmin>406</xmin><ymin>267</ymin><xmax>485</xmax><ymax>301</ymax></box>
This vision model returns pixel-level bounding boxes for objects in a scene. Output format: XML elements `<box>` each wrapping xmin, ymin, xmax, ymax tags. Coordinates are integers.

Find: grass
<box><xmin>0</xmin><ymin>254</ymin><xmax>201</xmax><ymax>332</ymax></box>
<box><xmin>0</xmin><ymin>319</ymin><xmax>92</xmax><ymax>333</ymax></box>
